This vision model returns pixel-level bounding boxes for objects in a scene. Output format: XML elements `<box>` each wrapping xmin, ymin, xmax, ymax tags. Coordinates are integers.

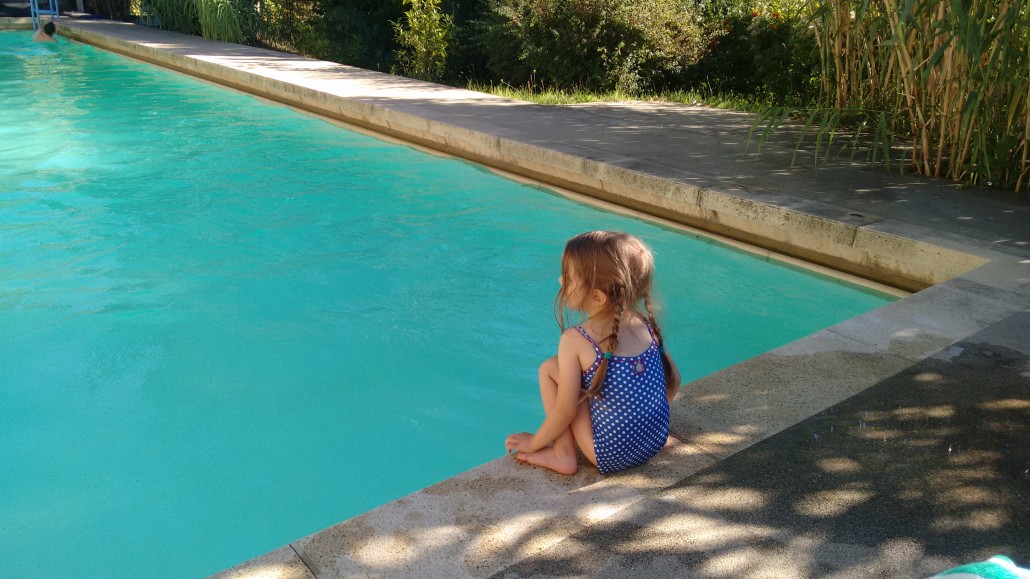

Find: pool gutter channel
<box><xmin>9</xmin><ymin>19</ymin><xmax>1029</xmax><ymax>578</ymax></box>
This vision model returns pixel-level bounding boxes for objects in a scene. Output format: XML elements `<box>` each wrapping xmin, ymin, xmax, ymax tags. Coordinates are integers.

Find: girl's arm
<box><xmin>521</xmin><ymin>331</ymin><xmax>585</xmax><ymax>453</ymax></box>
<box><xmin>663</xmin><ymin>349</ymin><xmax>682</xmax><ymax>404</ymax></box>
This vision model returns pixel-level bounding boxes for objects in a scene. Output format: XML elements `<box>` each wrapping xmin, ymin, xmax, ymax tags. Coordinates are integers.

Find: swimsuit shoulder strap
<box><xmin>645</xmin><ymin>321</ymin><xmax>663</xmax><ymax>353</ymax></box>
<box><xmin>645</xmin><ymin>321</ymin><xmax>657</xmax><ymax>343</ymax></box>
<box><xmin>574</xmin><ymin>325</ymin><xmax>602</xmax><ymax>354</ymax></box>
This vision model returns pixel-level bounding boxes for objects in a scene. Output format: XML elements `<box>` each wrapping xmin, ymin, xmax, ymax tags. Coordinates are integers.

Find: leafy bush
<box><xmin>86</xmin><ymin>0</ymin><xmax>131</xmax><ymax>20</ymax></box>
<box><xmin>307</xmin><ymin>0</ymin><xmax>405</xmax><ymax>71</ymax></box>
<box><xmin>442</xmin><ymin>0</ymin><xmax>489</xmax><ymax>82</ymax></box>
<box><xmin>394</xmin><ymin>0</ymin><xmax>455</xmax><ymax>82</ymax></box>
<box><xmin>688</xmin><ymin>0</ymin><xmax>818</xmax><ymax>105</ymax></box>
<box><xmin>285</xmin><ymin>4</ymin><xmax>375</xmax><ymax>67</ymax></box>
<box><xmin>256</xmin><ymin>0</ymin><xmax>302</xmax><ymax>50</ymax></box>
<box><xmin>746</xmin><ymin>9</ymin><xmax>817</xmax><ymax>104</ymax></box>
<box><xmin>474</xmin><ymin>0</ymin><xmax>705</xmax><ymax>93</ymax></box>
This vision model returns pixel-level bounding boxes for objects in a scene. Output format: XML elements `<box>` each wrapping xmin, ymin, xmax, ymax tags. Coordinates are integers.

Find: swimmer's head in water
<box><xmin>43</xmin><ymin>22</ymin><xmax>55</xmax><ymax>36</ymax></box>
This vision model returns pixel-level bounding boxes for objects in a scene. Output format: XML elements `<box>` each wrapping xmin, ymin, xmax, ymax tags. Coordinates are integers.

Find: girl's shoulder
<box><xmin>560</xmin><ymin>326</ymin><xmax>600</xmax><ymax>351</ymax></box>
<box><xmin>561</xmin><ymin>325</ymin><xmax>591</xmax><ymax>342</ymax></box>
<box><xmin>559</xmin><ymin>326</ymin><xmax>603</xmax><ymax>372</ymax></box>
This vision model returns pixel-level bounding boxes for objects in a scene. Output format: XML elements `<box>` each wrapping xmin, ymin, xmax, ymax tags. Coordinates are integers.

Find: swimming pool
<box><xmin>0</xmin><ymin>30</ymin><xmax>895</xmax><ymax>576</ymax></box>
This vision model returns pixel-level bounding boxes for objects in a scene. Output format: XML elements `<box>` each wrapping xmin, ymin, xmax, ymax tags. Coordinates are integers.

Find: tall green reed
<box><xmin>197</xmin><ymin>0</ymin><xmax>256</xmax><ymax>44</ymax></box>
<box><xmin>758</xmin><ymin>0</ymin><xmax>1028</xmax><ymax>194</ymax></box>
<box><xmin>145</xmin><ymin>0</ymin><xmax>256</xmax><ymax>45</ymax></box>
<box><xmin>146</xmin><ymin>0</ymin><xmax>200</xmax><ymax>35</ymax></box>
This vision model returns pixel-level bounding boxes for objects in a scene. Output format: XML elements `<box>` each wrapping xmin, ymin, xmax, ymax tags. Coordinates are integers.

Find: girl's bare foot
<box><xmin>515</xmin><ymin>447</ymin><xmax>578</xmax><ymax>475</ymax></box>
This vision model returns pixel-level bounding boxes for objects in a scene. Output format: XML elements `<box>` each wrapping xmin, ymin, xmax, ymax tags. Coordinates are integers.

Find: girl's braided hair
<box><xmin>553</xmin><ymin>231</ymin><xmax>674</xmax><ymax>399</ymax></box>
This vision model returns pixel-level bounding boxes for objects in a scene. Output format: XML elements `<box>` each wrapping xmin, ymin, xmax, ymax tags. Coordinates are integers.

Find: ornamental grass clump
<box><xmin>774</xmin><ymin>0</ymin><xmax>1029</xmax><ymax>194</ymax></box>
<box><xmin>145</xmin><ymin>0</ymin><xmax>200</xmax><ymax>35</ymax></box>
<box><xmin>144</xmin><ymin>0</ymin><xmax>256</xmax><ymax>45</ymax></box>
<box><xmin>197</xmin><ymin>0</ymin><xmax>257</xmax><ymax>44</ymax></box>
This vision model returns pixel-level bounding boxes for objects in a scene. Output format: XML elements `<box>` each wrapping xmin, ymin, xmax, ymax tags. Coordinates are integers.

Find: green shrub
<box><xmin>86</xmin><ymin>0</ymin><xmax>131</xmax><ymax>20</ymax></box>
<box><xmin>256</xmin><ymin>0</ymin><xmax>302</xmax><ymax>50</ymax></box>
<box><xmin>306</xmin><ymin>0</ymin><xmax>404</xmax><ymax>71</ymax></box>
<box><xmin>394</xmin><ymin>0</ymin><xmax>455</xmax><ymax>82</ymax></box>
<box><xmin>687</xmin><ymin>0</ymin><xmax>818</xmax><ymax>105</ymax></box>
<box><xmin>285</xmin><ymin>4</ymin><xmax>373</xmax><ymax>67</ymax></box>
<box><xmin>474</xmin><ymin>0</ymin><xmax>705</xmax><ymax>93</ymax></box>
<box><xmin>441</xmin><ymin>0</ymin><xmax>488</xmax><ymax>82</ymax></box>
<box><xmin>746</xmin><ymin>8</ymin><xmax>818</xmax><ymax>104</ymax></box>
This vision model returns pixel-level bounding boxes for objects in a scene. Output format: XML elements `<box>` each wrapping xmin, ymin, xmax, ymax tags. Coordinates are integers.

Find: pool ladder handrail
<box><xmin>29</xmin><ymin>0</ymin><xmax>60</xmax><ymax>32</ymax></box>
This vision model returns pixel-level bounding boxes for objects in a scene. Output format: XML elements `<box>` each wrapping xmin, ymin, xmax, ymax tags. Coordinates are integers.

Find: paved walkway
<box><xmin>7</xmin><ymin>19</ymin><xmax>1028</xmax><ymax>578</ymax></box>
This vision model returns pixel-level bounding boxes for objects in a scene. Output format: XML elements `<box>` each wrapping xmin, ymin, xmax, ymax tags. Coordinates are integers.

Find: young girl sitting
<box><xmin>505</xmin><ymin>231</ymin><xmax>682</xmax><ymax>475</ymax></box>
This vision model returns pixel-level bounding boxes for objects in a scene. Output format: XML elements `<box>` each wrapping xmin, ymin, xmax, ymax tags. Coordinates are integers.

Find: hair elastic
<box><xmin>603</xmin><ymin>351</ymin><xmax>613</xmax><ymax>360</ymax></box>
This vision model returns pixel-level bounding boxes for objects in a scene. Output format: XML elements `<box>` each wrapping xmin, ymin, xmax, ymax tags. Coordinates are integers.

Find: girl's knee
<box><xmin>538</xmin><ymin>355</ymin><xmax>558</xmax><ymax>381</ymax></box>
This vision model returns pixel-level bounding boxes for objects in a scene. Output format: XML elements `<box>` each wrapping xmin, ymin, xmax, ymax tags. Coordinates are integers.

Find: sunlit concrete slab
<box><xmin>491</xmin><ymin>499</ymin><xmax>962</xmax><ymax>577</ymax></box>
<box><xmin>215</xmin><ymin>546</ymin><xmax>314</xmax><ymax>579</ymax></box>
<box><xmin>0</xmin><ymin>15</ymin><xmax>30</xmax><ymax>28</ymax></box>
<box><xmin>669</xmin><ymin>329</ymin><xmax>916</xmax><ymax>458</ymax></box>
<box><xmin>501</xmin><ymin>312</ymin><xmax>1029</xmax><ymax>577</ymax></box>
<box><xmin>252</xmin><ymin>440</ymin><xmax>715</xmax><ymax>578</ymax></box>
<box><xmin>827</xmin><ymin>279</ymin><xmax>1030</xmax><ymax>363</ymax></box>
<box><xmin>666</xmin><ymin>277</ymin><xmax>1026</xmax><ymax>459</ymax></box>
<box><xmin>961</xmin><ymin>258</ymin><xmax>1030</xmax><ymax>297</ymax></box>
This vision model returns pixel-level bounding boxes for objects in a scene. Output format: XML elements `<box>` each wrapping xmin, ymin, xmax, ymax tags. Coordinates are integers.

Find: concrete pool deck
<box><xmin>5</xmin><ymin>18</ymin><xmax>1027</xmax><ymax>577</ymax></box>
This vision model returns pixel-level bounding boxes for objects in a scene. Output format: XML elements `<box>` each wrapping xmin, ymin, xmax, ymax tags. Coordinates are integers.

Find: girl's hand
<box><xmin>505</xmin><ymin>432</ymin><xmax>536</xmax><ymax>455</ymax></box>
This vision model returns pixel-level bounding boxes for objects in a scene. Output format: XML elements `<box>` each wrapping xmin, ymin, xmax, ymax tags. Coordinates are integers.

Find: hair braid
<box><xmin>585</xmin><ymin>287</ymin><xmax>624</xmax><ymax>400</ymax></box>
<box><xmin>645</xmin><ymin>295</ymin><xmax>675</xmax><ymax>389</ymax></box>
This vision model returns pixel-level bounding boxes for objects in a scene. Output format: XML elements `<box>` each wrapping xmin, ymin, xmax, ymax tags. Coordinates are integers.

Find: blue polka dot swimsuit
<box><xmin>575</xmin><ymin>324</ymin><xmax>670</xmax><ymax>474</ymax></box>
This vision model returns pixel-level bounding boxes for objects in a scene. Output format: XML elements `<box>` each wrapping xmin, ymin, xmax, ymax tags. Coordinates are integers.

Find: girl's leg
<box><xmin>515</xmin><ymin>356</ymin><xmax>583</xmax><ymax>475</ymax></box>
<box><xmin>570</xmin><ymin>399</ymin><xmax>597</xmax><ymax>467</ymax></box>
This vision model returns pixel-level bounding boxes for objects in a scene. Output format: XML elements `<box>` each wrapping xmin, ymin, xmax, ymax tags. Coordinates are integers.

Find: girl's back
<box><xmin>575</xmin><ymin>316</ymin><xmax>671</xmax><ymax>474</ymax></box>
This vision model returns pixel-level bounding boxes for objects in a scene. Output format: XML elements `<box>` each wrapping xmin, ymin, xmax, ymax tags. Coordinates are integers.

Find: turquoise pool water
<box><xmin>0</xmin><ymin>31</ymin><xmax>894</xmax><ymax>576</ymax></box>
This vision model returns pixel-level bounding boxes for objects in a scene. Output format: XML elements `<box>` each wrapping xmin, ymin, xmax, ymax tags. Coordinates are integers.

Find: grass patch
<box><xmin>468</xmin><ymin>82</ymin><xmax>772</xmax><ymax>112</ymax></box>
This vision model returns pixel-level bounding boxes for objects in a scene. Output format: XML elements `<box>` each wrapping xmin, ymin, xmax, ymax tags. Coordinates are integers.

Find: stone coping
<box><xmin>0</xmin><ymin>16</ymin><xmax>31</xmax><ymax>29</ymax></box>
<box><xmin>10</xmin><ymin>19</ymin><xmax>1028</xmax><ymax>578</ymax></box>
